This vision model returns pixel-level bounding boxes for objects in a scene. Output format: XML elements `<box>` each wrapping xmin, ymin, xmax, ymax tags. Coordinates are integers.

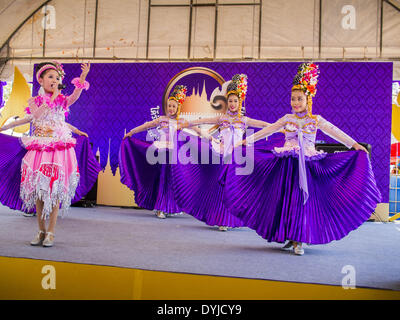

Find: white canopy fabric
<box><xmin>0</xmin><ymin>0</ymin><xmax>399</xmax><ymax>81</ymax></box>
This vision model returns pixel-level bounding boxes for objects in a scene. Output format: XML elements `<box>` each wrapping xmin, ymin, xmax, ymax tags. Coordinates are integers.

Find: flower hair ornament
<box><xmin>225</xmin><ymin>74</ymin><xmax>248</xmax><ymax>118</ymax></box>
<box><xmin>291</xmin><ymin>62</ymin><xmax>320</xmax><ymax>118</ymax></box>
<box><xmin>36</xmin><ymin>61</ymin><xmax>66</xmax><ymax>96</ymax></box>
<box><xmin>168</xmin><ymin>85</ymin><xmax>187</xmax><ymax>120</ymax></box>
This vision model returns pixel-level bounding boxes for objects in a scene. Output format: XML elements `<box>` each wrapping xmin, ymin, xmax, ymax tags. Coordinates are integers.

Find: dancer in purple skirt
<box><xmin>120</xmin><ymin>85</ymin><xmax>193</xmax><ymax>219</ymax></box>
<box><xmin>176</xmin><ymin>74</ymin><xmax>276</xmax><ymax>231</ymax></box>
<box><xmin>227</xmin><ymin>63</ymin><xmax>381</xmax><ymax>255</ymax></box>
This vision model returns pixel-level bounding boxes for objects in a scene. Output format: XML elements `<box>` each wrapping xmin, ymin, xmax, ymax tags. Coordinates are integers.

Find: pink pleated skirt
<box><xmin>20</xmin><ymin>140</ymin><xmax>79</xmax><ymax>219</ymax></box>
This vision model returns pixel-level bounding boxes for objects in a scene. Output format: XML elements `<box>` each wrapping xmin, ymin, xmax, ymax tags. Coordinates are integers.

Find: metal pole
<box><xmin>380</xmin><ymin>0</ymin><xmax>384</xmax><ymax>58</ymax></box>
<box><xmin>213</xmin><ymin>0</ymin><xmax>219</xmax><ymax>59</ymax></box>
<box><xmin>93</xmin><ymin>0</ymin><xmax>99</xmax><ymax>57</ymax></box>
<box><xmin>319</xmin><ymin>0</ymin><xmax>322</xmax><ymax>59</ymax></box>
<box><xmin>188</xmin><ymin>0</ymin><xmax>193</xmax><ymax>59</ymax></box>
<box><xmin>43</xmin><ymin>4</ymin><xmax>47</xmax><ymax>57</ymax></box>
<box><xmin>258</xmin><ymin>0</ymin><xmax>262</xmax><ymax>59</ymax></box>
<box><xmin>146</xmin><ymin>0</ymin><xmax>151</xmax><ymax>59</ymax></box>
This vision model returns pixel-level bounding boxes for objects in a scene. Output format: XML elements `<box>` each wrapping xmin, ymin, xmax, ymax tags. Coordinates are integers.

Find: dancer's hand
<box><xmin>80</xmin><ymin>62</ymin><xmax>91</xmax><ymax>83</ymax></box>
<box><xmin>353</xmin><ymin>143</ymin><xmax>368</xmax><ymax>153</ymax></box>
<box><xmin>178</xmin><ymin>119</ymin><xmax>189</xmax><ymax>130</ymax></box>
<box><xmin>76</xmin><ymin>130</ymin><xmax>89</xmax><ymax>137</ymax></box>
<box><xmin>81</xmin><ymin>62</ymin><xmax>90</xmax><ymax>76</ymax></box>
<box><xmin>50</xmin><ymin>83</ymin><xmax>60</xmax><ymax>100</ymax></box>
<box><xmin>234</xmin><ymin>139</ymin><xmax>246</xmax><ymax>149</ymax></box>
<box><xmin>203</xmin><ymin>132</ymin><xmax>213</xmax><ymax>141</ymax></box>
<box><xmin>124</xmin><ymin>131</ymin><xmax>133</xmax><ymax>139</ymax></box>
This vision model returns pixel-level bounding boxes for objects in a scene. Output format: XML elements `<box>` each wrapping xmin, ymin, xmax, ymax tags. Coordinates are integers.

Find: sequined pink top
<box><xmin>2</xmin><ymin>78</ymin><xmax>90</xmax><ymax>150</ymax></box>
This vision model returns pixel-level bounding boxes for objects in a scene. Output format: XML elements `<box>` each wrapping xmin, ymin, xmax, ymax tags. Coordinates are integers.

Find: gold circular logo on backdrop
<box><xmin>162</xmin><ymin>67</ymin><xmax>226</xmax><ymax>115</ymax></box>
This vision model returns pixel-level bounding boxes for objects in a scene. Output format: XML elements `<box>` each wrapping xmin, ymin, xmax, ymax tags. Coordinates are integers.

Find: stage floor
<box><xmin>0</xmin><ymin>204</ymin><xmax>399</xmax><ymax>291</ymax></box>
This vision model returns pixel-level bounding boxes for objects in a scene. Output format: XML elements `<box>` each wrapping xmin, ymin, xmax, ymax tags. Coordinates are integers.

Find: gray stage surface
<box><xmin>0</xmin><ymin>204</ymin><xmax>399</xmax><ymax>291</ymax></box>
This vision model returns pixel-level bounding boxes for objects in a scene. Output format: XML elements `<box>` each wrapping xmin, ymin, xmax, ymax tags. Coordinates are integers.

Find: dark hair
<box><xmin>35</xmin><ymin>62</ymin><xmax>57</xmax><ymax>78</ymax></box>
<box><xmin>226</xmin><ymin>81</ymin><xmax>237</xmax><ymax>94</ymax></box>
<box><xmin>226</xmin><ymin>80</ymin><xmax>240</xmax><ymax>100</ymax></box>
<box><xmin>227</xmin><ymin>92</ymin><xmax>239</xmax><ymax>99</ymax></box>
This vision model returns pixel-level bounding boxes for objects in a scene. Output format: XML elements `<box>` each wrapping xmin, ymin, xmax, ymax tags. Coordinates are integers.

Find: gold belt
<box><xmin>34</xmin><ymin>127</ymin><xmax>54</xmax><ymax>137</ymax></box>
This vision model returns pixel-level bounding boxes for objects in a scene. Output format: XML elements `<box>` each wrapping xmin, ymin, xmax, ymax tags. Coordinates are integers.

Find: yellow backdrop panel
<box><xmin>0</xmin><ymin>66</ymin><xmax>30</xmax><ymax>133</ymax></box>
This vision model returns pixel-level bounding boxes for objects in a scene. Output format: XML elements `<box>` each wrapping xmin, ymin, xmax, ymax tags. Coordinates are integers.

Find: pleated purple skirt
<box><xmin>0</xmin><ymin>133</ymin><xmax>101</xmax><ymax>213</ymax></box>
<box><xmin>171</xmin><ymin>159</ymin><xmax>244</xmax><ymax>228</ymax></box>
<box><xmin>71</xmin><ymin>135</ymin><xmax>102</xmax><ymax>203</ymax></box>
<box><xmin>171</xmin><ymin>133</ymin><xmax>285</xmax><ymax>227</ymax></box>
<box><xmin>222</xmin><ymin>148</ymin><xmax>382</xmax><ymax>244</ymax></box>
<box><xmin>119</xmin><ymin>137</ymin><xmax>180</xmax><ymax>214</ymax></box>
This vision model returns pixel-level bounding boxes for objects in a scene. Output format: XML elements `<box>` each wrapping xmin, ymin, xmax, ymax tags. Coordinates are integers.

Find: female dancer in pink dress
<box><xmin>0</xmin><ymin>61</ymin><xmax>91</xmax><ymax>247</ymax></box>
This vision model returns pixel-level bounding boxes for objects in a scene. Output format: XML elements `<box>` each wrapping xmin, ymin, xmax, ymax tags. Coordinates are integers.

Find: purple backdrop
<box><xmin>33</xmin><ymin>62</ymin><xmax>392</xmax><ymax>202</ymax></box>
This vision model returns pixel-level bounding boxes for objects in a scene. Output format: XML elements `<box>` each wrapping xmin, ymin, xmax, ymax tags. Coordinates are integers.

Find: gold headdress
<box><xmin>168</xmin><ymin>85</ymin><xmax>187</xmax><ymax>119</ymax></box>
<box><xmin>226</xmin><ymin>74</ymin><xmax>248</xmax><ymax>118</ymax></box>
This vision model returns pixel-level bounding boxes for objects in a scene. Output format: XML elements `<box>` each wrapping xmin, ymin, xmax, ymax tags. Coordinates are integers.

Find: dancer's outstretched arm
<box><xmin>186</xmin><ymin>125</ymin><xmax>214</xmax><ymax>141</ymax></box>
<box><xmin>245</xmin><ymin>117</ymin><xmax>271</xmax><ymax>128</ymax></box>
<box><xmin>238</xmin><ymin>116</ymin><xmax>286</xmax><ymax>147</ymax></box>
<box><xmin>180</xmin><ymin>116</ymin><xmax>221</xmax><ymax>129</ymax></box>
<box><xmin>0</xmin><ymin>115</ymin><xmax>33</xmax><ymax>132</ymax></box>
<box><xmin>123</xmin><ymin>117</ymin><xmax>163</xmax><ymax>139</ymax></box>
<box><xmin>317</xmin><ymin>116</ymin><xmax>367</xmax><ymax>152</ymax></box>
<box><xmin>67</xmin><ymin>123</ymin><xmax>88</xmax><ymax>137</ymax></box>
<box><xmin>186</xmin><ymin>125</ymin><xmax>202</xmax><ymax>136</ymax></box>
<box><xmin>1</xmin><ymin>93</ymin><xmax>59</xmax><ymax>132</ymax></box>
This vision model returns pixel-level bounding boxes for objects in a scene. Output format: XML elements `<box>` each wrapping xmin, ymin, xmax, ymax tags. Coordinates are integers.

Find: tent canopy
<box><xmin>1</xmin><ymin>0</ymin><xmax>399</xmax><ymax>81</ymax></box>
